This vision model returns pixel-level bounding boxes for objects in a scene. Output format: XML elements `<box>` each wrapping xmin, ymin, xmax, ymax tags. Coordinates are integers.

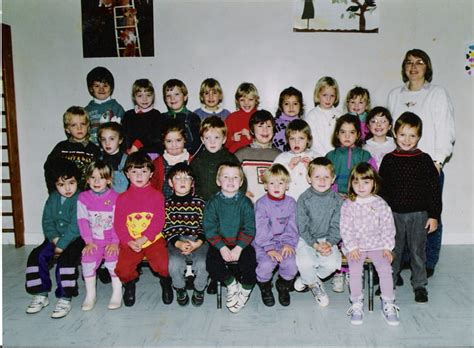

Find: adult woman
<box><xmin>387</xmin><ymin>48</ymin><xmax>455</xmax><ymax>278</ymax></box>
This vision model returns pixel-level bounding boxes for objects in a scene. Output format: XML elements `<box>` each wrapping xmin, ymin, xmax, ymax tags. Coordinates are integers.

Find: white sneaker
<box><xmin>332</xmin><ymin>273</ymin><xmax>345</xmax><ymax>293</ymax></box>
<box><xmin>26</xmin><ymin>295</ymin><xmax>49</xmax><ymax>314</ymax></box>
<box><xmin>228</xmin><ymin>287</ymin><xmax>252</xmax><ymax>314</ymax></box>
<box><xmin>226</xmin><ymin>280</ymin><xmax>241</xmax><ymax>310</ymax></box>
<box><xmin>381</xmin><ymin>299</ymin><xmax>400</xmax><ymax>326</ymax></box>
<box><xmin>293</xmin><ymin>277</ymin><xmax>307</xmax><ymax>292</ymax></box>
<box><xmin>347</xmin><ymin>300</ymin><xmax>364</xmax><ymax>325</ymax></box>
<box><xmin>310</xmin><ymin>280</ymin><xmax>329</xmax><ymax>307</ymax></box>
<box><xmin>51</xmin><ymin>299</ymin><xmax>72</xmax><ymax>319</ymax></box>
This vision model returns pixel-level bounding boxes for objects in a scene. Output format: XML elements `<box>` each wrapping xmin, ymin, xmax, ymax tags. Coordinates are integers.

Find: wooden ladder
<box><xmin>2</xmin><ymin>24</ymin><xmax>25</xmax><ymax>247</ymax></box>
<box><xmin>113</xmin><ymin>0</ymin><xmax>142</xmax><ymax>57</ymax></box>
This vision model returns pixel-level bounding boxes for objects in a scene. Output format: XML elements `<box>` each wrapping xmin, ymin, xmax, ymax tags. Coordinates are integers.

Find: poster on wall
<box><xmin>293</xmin><ymin>0</ymin><xmax>379</xmax><ymax>33</ymax></box>
<box><xmin>82</xmin><ymin>0</ymin><xmax>154</xmax><ymax>58</ymax></box>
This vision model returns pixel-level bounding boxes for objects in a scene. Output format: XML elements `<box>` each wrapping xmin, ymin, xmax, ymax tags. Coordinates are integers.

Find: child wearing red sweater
<box><xmin>114</xmin><ymin>152</ymin><xmax>173</xmax><ymax>307</ymax></box>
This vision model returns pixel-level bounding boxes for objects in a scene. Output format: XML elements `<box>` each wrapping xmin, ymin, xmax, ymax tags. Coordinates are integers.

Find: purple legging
<box><xmin>347</xmin><ymin>249</ymin><xmax>394</xmax><ymax>301</ymax></box>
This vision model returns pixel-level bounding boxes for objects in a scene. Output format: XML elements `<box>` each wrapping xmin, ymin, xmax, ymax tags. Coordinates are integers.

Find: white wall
<box><xmin>3</xmin><ymin>0</ymin><xmax>473</xmax><ymax>244</ymax></box>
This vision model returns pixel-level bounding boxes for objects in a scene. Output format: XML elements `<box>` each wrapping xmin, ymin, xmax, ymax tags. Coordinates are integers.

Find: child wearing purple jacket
<box><xmin>253</xmin><ymin>164</ymin><xmax>299</xmax><ymax>307</ymax></box>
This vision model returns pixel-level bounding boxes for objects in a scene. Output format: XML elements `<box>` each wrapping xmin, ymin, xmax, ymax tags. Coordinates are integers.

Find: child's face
<box><xmin>90</xmin><ymin>81</ymin><xmax>112</xmax><ymax>101</ymax></box>
<box><xmin>88</xmin><ymin>168</ymin><xmax>111</xmax><ymax>193</ymax></box>
<box><xmin>264</xmin><ymin>175</ymin><xmax>288</xmax><ymax>199</ymax></box>
<box><xmin>126</xmin><ymin>166</ymin><xmax>153</xmax><ymax>188</ymax></box>
<box><xmin>66</xmin><ymin>115</ymin><xmax>89</xmax><ymax>142</ymax></box>
<box><xmin>55</xmin><ymin>176</ymin><xmax>78</xmax><ymax>198</ymax></box>
<box><xmin>253</xmin><ymin>121</ymin><xmax>274</xmax><ymax>145</ymax></box>
<box><xmin>348</xmin><ymin>96</ymin><xmax>368</xmax><ymax>115</ymax></box>
<box><xmin>203</xmin><ymin>88</ymin><xmax>220</xmax><ymax>110</ymax></box>
<box><xmin>201</xmin><ymin>129</ymin><xmax>226</xmax><ymax>153</ymax></box>
<box><xmin>238</xmin><ymin>95</ymin><xmax>257</xmax><ymax>113</ymax></box>
<box><xmin>216</xmin><ymin>167</ymin><xmax>243</xmax><ymax>197</ymax></box>
<box><xmin>164</xmin><ymin>131</ymin><xmax>185</xmax><ymax>156</ymax></box>
<box><xmin>165</xmin><ymin>86</ymin><xmax>187</xmax><ymax>111</ymax></box>
<box><xmin>338</xmin><ymin>122</ymin><xmax>358</xmax><ymax>147</ymax></box>
<box><xmin>281</xmin><ymin>95</ymin><xmax>301</xmax><ymax>117</ymax></box>
<box><xmin>394</xmin><ymin>125</ymin><xmax>420</xmax><ymax>151</ymax></box>
<box><xmin>99</xmin><ymin>129</ymin><xmax>122</xmax><ymax>155</ymax></box>
<box><xmin>368</xmin><ymin>114</ymin><xmax>391</xmax><ymax>139</ymax></box>
<box><xmin>288</xmin><ymin>131</ymin><xmax>309</xmax><ymax>154</ymax></box>
<box><xmin>168</xmin><ymin>172</ymin><xmax>193</xmax><ymax>196</ymax></box>
<box><xmin>308</xmin><ymin>165</ymin><xmax>334</xmax><ymax>193</ymax></box>
<box><xmin>352</xmin><ymin>177</ymin><xmax>374</xmax><ymax>199</ymax></box>
<box><xmin>134</xmin><ymin>89</ymin><xmax>154</xmax><ymax>110</ymax></box>
<box><xmin>318</xmin><ymin>87</ymin><xmax>337</xmax><ymax>109</ymax></box>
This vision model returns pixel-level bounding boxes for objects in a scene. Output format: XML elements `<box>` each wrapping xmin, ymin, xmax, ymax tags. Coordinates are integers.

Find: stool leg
<box><xmin>217</xmin><ymin>280</ymin><xmax>222</xmax><ymax>309</ymax></box>
<box><xmin>368</xmin><ymin>263</ymin><xmax>374</xmax><ymax>311</ymax></box>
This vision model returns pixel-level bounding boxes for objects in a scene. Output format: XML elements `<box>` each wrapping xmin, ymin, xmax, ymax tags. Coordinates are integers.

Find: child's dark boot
<box><xmin>275</xmin><ymin>276</ymin><xmax>292</xmax><ymax>306</ymax></box>
<box><xmin>159</xmin><ymin>276</ymin><xmax>174</xmax><ymax>305</ymax></box>
<box><xmin>257</xmin><ymin>280</ymin><xmax>275</xmax><ymax>307</ymax></box>
<box><xmin>123</xmin><ymin>280</ymin><xmax>136</xmax><ymax>307</ymax></box>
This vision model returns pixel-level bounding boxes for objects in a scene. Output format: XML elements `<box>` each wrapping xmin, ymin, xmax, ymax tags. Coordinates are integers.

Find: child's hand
<box><xmin>348</xmin><ymin>248</ymin><xmax>361</xmax><ymax>261</ymax></box>
<box><xmin>288</xmin><ymin>156</ymin><xmax>301</xmax><ymax>169</ymax></box>
<box><xmin>301</xmin><ymin>156</ymin><xmax>312</xmax><ymax>167</ymax></box>
<box><xmin>314</xmin><ymin>242</ymin><xmax>332</xmax><ymax>256</ymax></box>
<box><xmin>281</xmin><ymin>244</ymin><xmax>295</xmax><ymax>258</ymax></box>
<box><xmin>382</xmin><ymin>249</ymin><xmax>393</xmax><ymax>263</ymax></box>
<box><xmin>105</xmin><ymin>243</ymin><xmax>119</xmax><ymax>256</ymax></box>
<box><xmin>230</xmin><ymin>245</ymin><xmax>243</xmax><ymax>261</ymax></box>
<box><xmin>185</xmin><ymin>240</ymin><xmax>203</xmax><ymax>254</ymax></box>
<box><xmin>220</xmin><ymin>246</ymin><xmax>233</xmax><ymax>262</ymax></box>
<box><xmin>175</xmin><ymin>240</ymin><xmax>190</xmax><ymax>253</ymax></box>
<box><xmin>135</xmin><ymin>236</ymin><xmax>148</xmax><ymax>247</ymax></box>
<box><xmin>82</xmin><ymin>242</ymin><xmax>98</xmax><ymax>256</ymax></box>
<box><xmin>232</xmin><ymin>131</ymin><xmax>242</xmax><ymax>142</ymax></box>
<box><xmin>267</xmin><ymin>249</ymin><xmax>283</xmax><ymax>262</ymax></box>
<box><xmin>128</xmin><ymin>145</ymin><xmax>139</xmax><ymax>154</ymax></box>
<box><xmin>241</xmin><ymin>128</ymin><xmax>251</xmax><ymax>140</ymax></box>
<box><xmin>54</xmin><ymin>247</ymin><xmax>63</xmax><ymax>255</ymax></box>
<box><xmin>128</xmin><ymin>240</ymin><xmax>141</xmax><ymax>253</ymax></box>
<box><xmin>425</xmin><ymin>218</ymin><xmax>438</xmax><ymax>233</ymax></box>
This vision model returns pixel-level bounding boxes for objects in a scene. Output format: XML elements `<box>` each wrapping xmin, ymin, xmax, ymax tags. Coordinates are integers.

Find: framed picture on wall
<box><xmin>81</xmin><ymin>0</ymin><xmax>154</xmax><ymax>58</ymax></box>
<box><xmin>293</xmin><ymin>0</ymin><xmax>379</xmax><ymax>33</ymax></box>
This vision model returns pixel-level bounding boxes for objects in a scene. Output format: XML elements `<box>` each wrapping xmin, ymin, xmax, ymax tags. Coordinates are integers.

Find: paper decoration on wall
<box><xmin>82</xmin><ymin>0</ymin><xmax>154</xmax><ymax>58</ymax></box>
<box><xmin>465</xmin><ymin>43</ymin><xmax>474</xmax><ymax>75</ymax></box>
<box><xmin>294</xmin><ymin>0</ymin><xmax>379</xmax><ymax>33</ymax></box>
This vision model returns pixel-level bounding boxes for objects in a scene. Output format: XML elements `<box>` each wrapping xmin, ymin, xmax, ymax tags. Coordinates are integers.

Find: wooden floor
<box><xmin>2</xmin><ymin>244</ymin><xmax>473</xmax><ymax>347</ymax></box>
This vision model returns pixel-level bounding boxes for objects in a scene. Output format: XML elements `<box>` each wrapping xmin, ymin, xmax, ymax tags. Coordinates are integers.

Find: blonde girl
<box><xmin>194</xmin><ymin>78</ymin><xmax>231</xmax><ymax>121</ymax></box>
<box><xmin>345</xmin><ymin>86</ymin><xmax>371</xmax><ymax>140</ymax></box>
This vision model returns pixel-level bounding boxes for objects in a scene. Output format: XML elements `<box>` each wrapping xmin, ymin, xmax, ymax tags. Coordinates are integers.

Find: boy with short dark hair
<box><xmin>26</xmin><ymin>158</ymin><xmax>85</xmax><ymax>319</ymax></box>
<box><xmin>379</xmin><ymin>112</ymin><xmax>442</xmax><ymax>303</ymax></box>
<box><xmin>113</xmin><ymin>152</ymin><xmax>173</xmax><ymax>307</ymax></box>
<box><xmin>163</xmin><ymin>162</ymin><xmax>208</xmax><ymax>307</ymax></box>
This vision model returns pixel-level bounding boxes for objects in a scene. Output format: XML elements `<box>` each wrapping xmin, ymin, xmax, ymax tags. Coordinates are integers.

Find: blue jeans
<box><xmin>426</xmin><ymin>170</ymin><xmax>444</xmax><ymax>269</ymax></box>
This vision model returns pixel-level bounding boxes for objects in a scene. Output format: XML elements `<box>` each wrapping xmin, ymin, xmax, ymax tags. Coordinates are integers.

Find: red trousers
<box><xmin>115</xmin><ymin>238</ymin><xmax>169</xmax><ymax>283</ymax></box>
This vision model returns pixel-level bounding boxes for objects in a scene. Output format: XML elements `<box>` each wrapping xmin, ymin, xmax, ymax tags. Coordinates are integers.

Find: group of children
<box><xmin>25</xmin><ymin>67</ymin><xmax>442</xmax><ymax>327</ymax></box>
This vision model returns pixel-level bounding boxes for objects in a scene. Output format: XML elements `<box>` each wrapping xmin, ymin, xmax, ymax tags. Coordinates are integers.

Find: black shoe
<box><xmin>123</xmin><ymin>281</ymin><xmax>136</xmax><ymax>307</ymax></box>
<box><xmin>207</xmin><ymin>279</ymin><xmax>218</xmax><ymax>294</ymax></box>
<box><xmin>375</xmin><ymin>286</ymin><xmax>381</xmax><ymax>296</ymax></box>
<box><xmin>160</xmin><ymin>276</ymin><xmax>174</xmax><ymax>305</ymax></box>
<box><xmin>414</xmin><ymin>287</ymin><xmax>428</xmax><ymax>303</ymax></box>
<box><xmin>97</xmin><ymin>267</ymin><xmax>112</xmax><ymax>284</ymax></box>
<box><xmin>176</xmin><ymin>288</ymin><xmax>189</xmax><ymax>306</ymax></box>
<box><xmin>396</xmin><ymin>274</ymin><xmax>404</xmax><ymax>286</ymax></box>
<box><xmin>275</xmin><ymin>276</ymin><xmax>291</xmax><ymax>306</ymax></box>
<box><xmin>191</xmin><ymin>289</ymin><xmax>205</xmax><ymax>307</ymax></box>
<box><xmin>426</xmin><ymin>268</ymin><xmax>435</xmax><ymax>278</ymax></box>
<box><xmin>257</xmin><ymin>281</ymin><xmax>275</xmax><ymax>307</ymax></box>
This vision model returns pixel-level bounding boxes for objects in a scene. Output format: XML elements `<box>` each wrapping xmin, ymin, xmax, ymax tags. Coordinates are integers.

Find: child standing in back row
<box><xmin>224</xmin><ymin>82</ymin><xmax>259</xmax><ymax>153</ymax></box>
<box><xmin>85</xmin><ymin>66</ymin><xmax>125</xmax><ymax>145</ymax></box>
<box><xmin>194</xmin><ymin>78</ymin><xmax>231</xmax><ymax>121</ymax></box>
<box><xmin>346</xmin><ymin>86</ymin><xmax>371</xmax><ymax>140</ymax></box>
<box><xmin>273</xmin><ymin>87</ymin><xmax>305</xmax><ymax>152</ymax></box>
<box><xmin>78</xmin><ymin>161</ymin><xmax>121</xmax><ymax>311</ymax></box>
<box><xmin>340</xmin><ymin>163</ymin><xmax>399</xmax><ymax>326</ymax></box>
<box><xmin>305</xmin><ymin>76</ymin><xmax>342</xmax><ymax>156</ymax></box>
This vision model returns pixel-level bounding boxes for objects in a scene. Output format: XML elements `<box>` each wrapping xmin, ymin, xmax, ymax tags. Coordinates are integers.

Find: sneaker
<box><xmin>381</xmin><ymin>299</ymin><xmax>400</xmax><ymax>326</ymax></box>
<box><xmin>228</xmin><ymin>287</ymin><xmax>252</xmax><ymax>314</ymax></box>
<box><xmin>26</xmin><ymin>295</ymin><xmax>49</xmax><ymax>314</ymax></box>
<box><xmin>293</xmin><ymin>277</ymin><xmax>307</xmax><ymax>292</ymax></box>
<box><xmin>414</xmin><ymin>287</ymin><xmax>428</xmax><ymax>303</ymax></box>
<box><xmin>51</xmin><ymin>299</ymin><xmax>72</xmax><ymax>319</ymax></box>
<box><xmin>226</xmin><ymin>280</ymin><xmax>240</xmax><ymax>310</ymax></box>
<box><xmin>310</xmin><ymin>281</ymin><xmax>329</xmax><ymax>307</ymax></box>
<box><xmin>176</xmin><ymin>288</ymin><xmax>189</xmax><ymax>306</ymax></box>
<box><xmin>347</xmin><ymin>300</ymin><xmax>364</xmax><ymax>325</ymax></box>
<box><xmin>191</xmin><ymin>289</ymin><xmax>205</xmax><ymax>307</ymax></box>
<box><xmin>332</xmin><ymin>273</ymin><xmax>345</xmax><ymax>293</ymax></box>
